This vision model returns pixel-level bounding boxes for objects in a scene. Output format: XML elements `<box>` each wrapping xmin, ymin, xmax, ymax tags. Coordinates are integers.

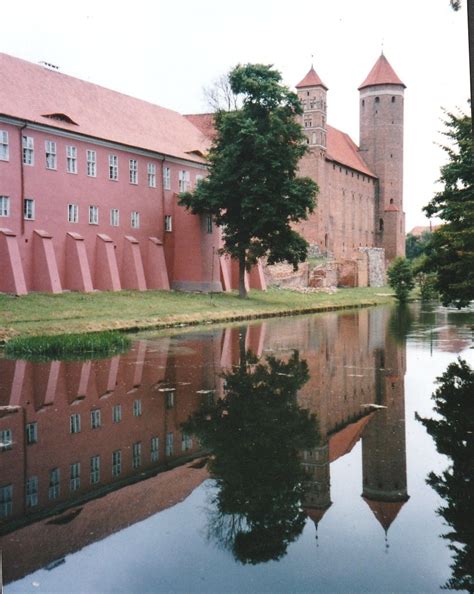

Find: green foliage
<box><xmin>387</xmin><ymin>257</ymin><xmax>415</xmax><ymax>303</ymax></box>
<box><xmin>179</xmin><ymin>63</ymin><xmax>318</xmax><ymax>298</ymax></box>
<box><xmin>405</xmin><ymin>231</ymin><xmax>432</xmax><ymax>260</ymax></box>
<box><xmin>422</xmin><ymin>110</ymin><xmax>474</xmax><ymax>308</ymax></box>
<box><xmin>4</xmin><ymin>331</ymin><xmax>131</xmax><ymax>361</ymax></box>
<box><xmin>412</xmin><ymin>256</ymin><xmax>438</xmax><ymax>301</ymax></box>
<box><xmin>183</xmin><ymin>350</ymin><xmax>319</xmax><ymax>564</ymax></box>
<box><xmin>416</xmin><ymin>359</ymin><xmax>474</xmax><ymax>592</ymax></box>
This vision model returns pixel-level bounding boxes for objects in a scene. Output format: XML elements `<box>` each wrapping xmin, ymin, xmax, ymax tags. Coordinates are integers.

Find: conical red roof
<box><xmin>362</xmin><ymin>497</ymin><xmax>408</xmax><ymax>531</ymax></box>
<box><xmin>358</xmin><ymin>54</ymin><xmax>405</xmax><ymax>90</ymax></box>
<box><xmin>296</xmin><ymin>66</ymin><xmax>328</xmax><ymax>90</ymax></box>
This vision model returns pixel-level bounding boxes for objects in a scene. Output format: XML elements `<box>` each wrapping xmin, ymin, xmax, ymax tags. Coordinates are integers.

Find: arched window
<box><xmin>379</xmin><ymin>218</ymin><xmax>384</xmax><ymax>232</ymax></box>
<box><xmin>375</xmin><ymin>96</ymin><xmax>380</xmax><ymax>103</ymax></box>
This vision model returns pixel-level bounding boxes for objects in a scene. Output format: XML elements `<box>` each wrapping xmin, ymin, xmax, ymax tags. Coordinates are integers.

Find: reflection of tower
<box><xmin>302</xmin><ymin>444</ymin><xmax>332</xmax><ymax>538</ymax></box>
<box><xmin>361</xmin><ymin>316</ymin><xmax>409</xmax><ymax>539</ymax></box>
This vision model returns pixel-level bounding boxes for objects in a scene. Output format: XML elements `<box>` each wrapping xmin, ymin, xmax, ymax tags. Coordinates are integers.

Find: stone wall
<box><xmin>359</xmin><ymin>247</ymin><xmax>385</xmax><ymax>287</ymax></box>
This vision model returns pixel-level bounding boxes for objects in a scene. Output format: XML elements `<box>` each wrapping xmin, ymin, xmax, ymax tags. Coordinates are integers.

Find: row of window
<box><xmin>0</xmin><ymin>131</ymin><xmax>203</xmax><ymax>190</ymax></box>
<box><xmin>70</xmin><ymin>401</ymin><xmax>143</xmax><ymax>433</ymax></box>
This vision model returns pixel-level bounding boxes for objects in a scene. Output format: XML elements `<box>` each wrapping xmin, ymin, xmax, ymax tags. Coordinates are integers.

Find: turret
<box><xmin>359</xmin><ymin>54</ymin><xmax>406</xmax><ymax>261</ymax></box>
<box><xmin>296</xmin><ymin>66</ymin><xmax>328</xmax><ymax>150</ymax></box>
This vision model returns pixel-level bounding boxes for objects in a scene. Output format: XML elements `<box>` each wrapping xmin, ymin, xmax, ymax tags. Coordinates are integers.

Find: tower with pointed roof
<box><xmin>359</xmin><ymin>54</ymin><xmax>406</xmax><ymax>261</ymax></box>
<box><xmin>296</xmin><ymin>66</ymin><xmax>328</xmax><ymax>150</ymax></box>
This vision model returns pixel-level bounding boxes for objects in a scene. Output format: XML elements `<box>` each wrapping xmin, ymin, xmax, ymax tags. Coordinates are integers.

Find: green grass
<box><xmin>4</xmin><ymin>331</ymin><xmax>131</xmax><ymax>361</ymax></box>
<box><xmin>0</xmin><ymin>287</ymin><xmax>394</xmax><ymax>343</ymax></box>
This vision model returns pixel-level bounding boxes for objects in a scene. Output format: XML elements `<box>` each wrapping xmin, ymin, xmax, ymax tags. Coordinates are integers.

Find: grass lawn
<box><xmin>0</xmin><ymin>287</ymin><xmax>394</xmax><ymax>343</ymax></box>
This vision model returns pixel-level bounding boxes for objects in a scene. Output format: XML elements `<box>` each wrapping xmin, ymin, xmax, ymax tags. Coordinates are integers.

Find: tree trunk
<box><xmin>238</xmin><ymin>249</ymin><xmax>247</xmax><ymax>299</ymax></box>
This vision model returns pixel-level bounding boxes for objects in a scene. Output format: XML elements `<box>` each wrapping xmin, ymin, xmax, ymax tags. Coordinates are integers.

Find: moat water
<box><xmin>0</xmin><ymin>303</ymin><xmax>473</xmax><ymax>593</ymax></box>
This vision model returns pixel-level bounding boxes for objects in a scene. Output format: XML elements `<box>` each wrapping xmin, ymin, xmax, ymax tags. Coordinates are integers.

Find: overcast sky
<box><xmin>1</xmin><ymin>0</ymin><xmax>470</xmax><ymax>230</ymax></box>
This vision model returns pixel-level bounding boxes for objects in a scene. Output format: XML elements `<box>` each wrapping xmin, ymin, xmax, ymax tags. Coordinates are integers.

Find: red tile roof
<box><xmin>358</xmin><ymin>54</ymin><xmax>405</xmax><ymax>90</ymax></box>
<box><xmin>326</xmin><ymin>125</ymin><xmax>376</xmax><ymax>177</ymax></box>
<box><xmin>408</xmin><ymin>225</ymin><xmax>440</xmax><ymax>236</ymax></box>
<box><xmin>328</xmin><ymin>413</ymin><xmax>374</xmax><ymax>463</ymax></box>
<box><xmin>0</xmin><ymin>53</ymin><xmax>209</xmax><ymax>163</ymax></box>
<box><xmin>185</xmin><ymin>113</ymin><xmax>217</xmax><ymax>141</ymax></box>
<box><xmin>362</xmin><ymin>497</ymin><xmax>407</xmax><ymax>532</ymax></box>
<box><xmin>296</xmin><ymin>66</ymin><xmax>328</xmax><ymax>90</ymax></box>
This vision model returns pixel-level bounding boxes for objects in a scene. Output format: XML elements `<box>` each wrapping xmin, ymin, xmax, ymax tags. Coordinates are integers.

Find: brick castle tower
<box><xmin>359</xmin><ymin>54</ymin><xmax>406</xmax><ymax>261</ymax></box>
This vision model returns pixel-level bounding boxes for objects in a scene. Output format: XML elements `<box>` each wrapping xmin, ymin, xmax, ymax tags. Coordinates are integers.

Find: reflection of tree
<box><xmin>183</xmin><ymin>350</ymin><xmax>319</xmax><ymax>564</ymax></box>
<box><xmin>388</xmin><ymin>304</ymin><xmax>412</xmax><ymax>344</ymax></box>
<box><xmin>416</xmin><ymin>359</ymin><xmax>474</xmax><ymax>592</ymax></box>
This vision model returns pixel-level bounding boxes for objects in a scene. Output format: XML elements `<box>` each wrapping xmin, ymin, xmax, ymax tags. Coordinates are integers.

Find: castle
<box><xmin>0</xmin><ymin>52</ymin><xmax>405</xmax><ymax>295</ymax></box>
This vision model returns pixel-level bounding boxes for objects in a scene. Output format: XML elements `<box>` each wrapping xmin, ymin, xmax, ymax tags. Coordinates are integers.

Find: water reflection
<box><xmin>416</xmin><ymin>359</ymin><xmax>474</xmax><ymax>592</ymax></box>
<box><xmin>184</xmin><ymin>350</ymin><xmax>319</xmax><ymax>564</ymax></box>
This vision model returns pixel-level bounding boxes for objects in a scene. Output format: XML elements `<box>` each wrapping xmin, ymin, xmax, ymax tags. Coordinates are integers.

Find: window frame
<box><xmin>110</xmin><ymin>208</ymin><xmax>120</xmax><ymax>227</ymax></box>
<box><xmin>147</xmin><ymin>162</ymin><xmax>156</xmax><ymax>187</ymax></box>
<box><xmin>66</xmin><ymin>145</ymin><xmax>78</xmax><ymax>174</ymax></box>
<box><xmin>24</xmin><ymin>198</ymin><xmax>35</xmax><ymax>220</ymax></box>
<box><xmin>163</xmin><ymin>166</ymin><xmax>171</xmax><ymax>190</ymax></box>
<box><xmin>89</xmin><ymin>205</ymin><xmax>99</xmax><ymax>225</ymax></box>
<box><xmin>86</xmin><ymin>149</ymin><xmax>97</xmax><ymax>177</ymax></box>
<box><xmin>131</xmin><ymin>211</ymin><xmax>140</xmax><ymax>229</ymax></box>
<box><xmin>129</xmin><ymin>159</ymin><xmax>138</xmax><ymax>185</ymax></box>
<box><xmin>22</xmin><ymin>135</ymin><xmax>34</xmax><ymax>166</ymax></box>
<box><xmin>109</xmin><ymin>154</ymin><xmax>118</xmax><ymax>181</ymax></box>
<box><xmin>45</xmin><ymin>140</ymin><xmax>57</xmax><ymax>170</ymax></box>
<box><xmin>0</xmin><ymin>130</ymin><xmax>9</xmax><ymax>161</ymax></box>
<box><xmin>68</xmin><ymin>203</ymin><xmax>79</xmax><ymax>223</ymax></box>
<box><xmin>164</xmin><ymin>215</ymin><xmax>172</xmax><ymax>233</ymax></box>
<box><xmin>0</xmin><ymin>195</ymin><xmax>10</xmax><ymax>217</ymax></box>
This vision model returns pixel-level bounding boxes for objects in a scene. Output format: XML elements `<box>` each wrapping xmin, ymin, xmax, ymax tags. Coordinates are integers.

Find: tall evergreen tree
<box><xmin>179</xmin><ymin>64</ymin><xmax>318</xmax><ymax>298</ymax></box>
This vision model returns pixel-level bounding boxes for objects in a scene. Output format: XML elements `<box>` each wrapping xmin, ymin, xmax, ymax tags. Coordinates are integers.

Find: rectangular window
<box><xmin>151</xmin><ymin>436</ymin><xmax>159</xmax><ymax>462</ymax></box>
<box><xmin>133</xmin><ymin>399</ymin><xmax>142</xmax><ymax>417</ymax></box>
<box><xmin>164</xmin><ymin>215</ymin><xmax>172</xmax><ymax>233</ymax></box>
<box><xmin>131</xmin><ymin>211</ymin><xmax>140</xmax><ymax>229</ymax></box>
<box><xmin>195</xmin><ymin>174</ymin><xmax>204</xmax><ymax>186</ymax></box>
<box><xmin>132</xmin><ymin>442</ymin><xmax>142</xmax><ymax>469</ymax></box>
<box><xmin>68</xmin><ymin>203</ymin><xmax>79</xmax><ymax>223</ymax></box>
<box><xmin>86</xmin><ymin>150</ymin><xmax>97</xmax><ymax>177</ymax></box>
<box><xmin>26</xmin><ymin>422</ymin><xmax>38</xmax><ymax>445</ymax></box>
<box><xmin>109</xmin><ymin>154</ymin><xmax>118</xmax><ymax>180</ymax></box>
<box><xmin>112</xmin><ymin>450</ymin><xmax>122</xmax><ymax>477</ymax></box>
<box><xmin>0</xmin><ymin>484</ymin><xmax>13</xmax><ymax>518</ymax></box>
<box><xmin>178</xmin><ymin>170</ymin><xmax>190</xmax><ymax>192</ymax></box>
<box><xmin>22</xmin><ymin>135</ymin><xmax>34</xmax><ymax>165</ymax></box>
<box><xmin>24</xmin><ymin>198</ymin><xmax>35</xmax><ymax>220</ymax></box>
<box><xmin>45</xmin><ymin>140</ymin><xmax>57</xmax><ymax>169</ymax></box>
<box><xmin>165</xmin><ymin>432</ymin><xmax>174</xmax><ymax>456</ymax></box>
<box><xmin>90</xmin><ymin>455</ymin><xmax>100</xmax><ymax>485</ymax></box>
<box><xmin>181</xmin><ymin>432</ymin><xmax>193</xmax><ymax>452</ymax></box>
<box><xmin>26</xmin><ymin>476</ymin><xmax>38</xmax><ymax>507</ymax></box>
<box><xmin>0</xmin><ymin>196</ymin><xmax>10</xmax><ymax>217</ymax></box>
<box><xmin>90</xmin><ymin>409</ymin><xmax>101</xmax><ymax>429</ymax></box>
<box><xmin>147</xmin><ymin>163</ymin><xmax>156</xmax><ymax>187</ymax></box>
<box><xmin>70</xmin><ymin>462</ymin><xmax>80</xmax><ymax>491</ymax></box>
<box><xmin>89</xmin><ymin>205</ymin><xmax>99</xmax><ymax>225</ymax></box>
<box><xmin>110</xmin><ymin>208</ymin><xmax>119</xmax><ymax>227</ymax></box>
<box><xmin>0</xmin><ymin>130</ymin><xmax>9</xmax><ymax>161</ymax></box>
<box><xmin>129</xmin><ymin>159</ymin><xmax>138</xmax><ymax>184</ymax></box>
<box><xmin>112</xmin><ymin>404</ymin><xmax>122</xmax><ymax>423</ymax></box>
<box><xmin>166</xmin><ymin>391</ymin><xmax>174</xmax><ymax>409</ymax></box>
<box><xmin>206</xmin><ymin>214</ymin><xmax>213</xmax><ymax>234</ymax></box>
<box><xmin>66</xmin><ymin>145</ymin><xmax>77</xmax><ymax>173</ymax></box>
<box><xmin>0</xmin><ymin>429</ymin><xmax>13</xmax><ymax>452</ymax></box>
<box><xmin>48</xmin><ymin>468</ymin><xmax>60</xmax><ymax>500</ymax></box>
<box><xmin>163</xmin><ymin>166</ymin><xmax>171</xmax><ymax>190</ymax></box>
<box><xmin>70</xmin><ymin>413</ymin><xmax>81</xmax><ymax>434</ymax></box>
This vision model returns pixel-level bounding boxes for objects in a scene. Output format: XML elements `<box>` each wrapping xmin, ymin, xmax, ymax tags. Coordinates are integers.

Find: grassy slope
<box><xmin>0</xmin><ymin>287</ymin><xmax>394</xmax><ymax>342</ymax></box>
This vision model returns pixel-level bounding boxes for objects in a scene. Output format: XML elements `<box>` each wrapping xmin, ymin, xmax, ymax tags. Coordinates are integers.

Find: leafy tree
<box><xmin>179</xmin><ymin>64</ymin><xmax>318</xmax><ymax>298</ymax></box>
<box><xmin>183</xmin><ymin>350</ymin><xmax>319</xmax><ymax>564</ymax></box>
<box><xmin>412</xmin><ymin>255</ymin><xmax>438</xmax><ymax>301</ymax></box>
<box><xmin>423</xmin><ymin>111</ymin><xmax>474</xmax><ymax>308</ymax></box>
<box><xmin>406</xmin><ymin>231</ymin><xmax>433</xmax><ymax>260</ymax></box>
<box><xmin>387</xmin><ymin>257</ymin><xmax>415</xmax><ymax>303</ymax></box>
<box><xmin>416</xmin><ymin>359</ymin><xmax>474</xmax><ymax>592</ymax></box>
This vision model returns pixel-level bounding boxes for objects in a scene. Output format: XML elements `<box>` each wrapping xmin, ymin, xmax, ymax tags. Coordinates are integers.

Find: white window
<box><xmin>178</xmin><ymin>170</ymin><xmax>190</xmax><ymax>192</ymax></box>
<box><xmin>0</xmin><ymin>429</ymin><xmax>12</xmax><ymax>451</ymax></box>
<box><xmin>147</xmin><ymin>163</ymin><xmax>156</xmax><ymax>187</ymax></box>
<box><xmin>70</xmin><ymin>413</ymin><xmax>81</xmax><ymax>434</ymax></box>
<box><xmin>0</xmin><ymin>196</ymin><xmax>10</xmax><ymax>217</ymax></box>
<box><xmin>90</xmin><ymin>455</ymin><xmax>100</xmax><ymax>485</ymax></box>
<box><xmin>0</xmin><ymin>130</ymin><xmax>9</xmax><ymax>161</ymax></box>
<box><xmin>24</xmin><ymin>198</ymin><xmax>35</xmax><ymax>220</ymax></box>
<box><xmin>129</xmin><ymin>159</ymin><xmax>138</xmax><ymax>184</ymax></box>
<box><xmin>195</xmin><ymin>174</ymin><xmax>204</xmax><ymax>186</ymax></box>
<box><xmin>133</xmin><ymin>399</ymin><xmax>142</xmax><ymax>417</ymax></box>
<box><xmin>112</xmin><ymin>404</ymin><xmax>122</xmax><ymax>423</ymax></box>
<box><xmin>165</xmin><ymin>432</ymin><xmax>174</xmax><ymax>456</ymax></box>
<box><xmin>66</xmin><ymin>145</ymin><xmax>77</xmax><ymax>173</ymax></box>
<box><xmin>22</xmin><ymin>135</ymin><xmax>34</xmax><ymax>165</ymax></box>
<box><xmin>110</xmin><ymin>208</ymin><xmax>119</xmax><ymax>227</ymax></box>
<box><xmin>164</xmin><ymin>215</ymin><xmax>172</xmax><ymax>232</ymax></box>
<box><xmin>131</xmin><ymin>211</ymin><xmax>140</xmax><ymax>229</ymax></box>
<box><xmin>0</xmin><ymin>484</ymin><xmax>13</xmax><ymax>517</ymax></box>
<box><xmin>151</xmin><ymin>436</ymin><xmax>159</xmax><ymax>462</ymax></box>
<box><xmin>181</xmin><ymin>433</ymin><xmax>193</xmax><ymax>452</ymax></box>
<box><xmin>109</xmin><ymin>154</ymin><xmax>118</xmax><ymax>180</ymax></box>
<box><xmin>26</xmin><ymin>422</ymin><xmax>38</xmax><ymax>445</ymax></box>
<box><xmin>68</xmin><ymin>203</ymin><xmax>79</xmax><ymax>223</ymax></box>
<box><xmin>48</xmin><ymin>468</ymin><xmax>60</xmax><ymax>500</ymax></box>
<box><xmin>89</xmin><ymin>205</ymin><xmax>99</xmax><ymax>225</ymax></box>
<box><xmin>26</xmin><ymin>476</ymin><xmax>38</xmax><ymax>507</ymax></box>
<box><xmin>45</xmin><ymin>140</ymin><xmax>57</xmax><ymax>169</ymax></box>
<box><xmin>163</xmin><ymin>166</ymin><xmax>171</xmax><ymax>190</ymax></box>
<box><xmin>132</xmin><ymin>442</ymin><xmax>142</xmax><ymax>469</ymax></box>
<box><xmin>166</xmin><ymin>392</ymin><xmax>174</xmax><ymax>409</ymax></box>
<box><xmin>112</xmin><ymin>450</ymin><xmax>122</xmax><ymax>476</ymax></box>
<box><xmin>90</xmin><ymin>409</ymin><xmax>101</xmax><ymax>429</ymax></box>
<box><xmin>87</xmin><ymin>150</ymin><xmax>97</xmax><ymax>177</ymax></box>
<box><xmin>70</xmin><ymin>462</ymin><xmax>80</xmax><ymax>491</ymax></box>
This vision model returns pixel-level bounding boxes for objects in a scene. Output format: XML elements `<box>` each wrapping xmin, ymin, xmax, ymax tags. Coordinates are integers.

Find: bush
<box><xmin>387</xmin><ymin>257</ymin><xmax>415</xmax><ymax>303</ymax></box>
<box><xmin>412</xmin><ymin>256</ymin><xmax>438</xmax><ymax>301</ymax></box>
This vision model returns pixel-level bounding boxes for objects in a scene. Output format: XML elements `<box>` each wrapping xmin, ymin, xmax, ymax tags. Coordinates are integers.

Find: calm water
<box><xmin>0</xmin><ymin>304</ymin><xmax>472</xmax><ymax>593</ymax></box>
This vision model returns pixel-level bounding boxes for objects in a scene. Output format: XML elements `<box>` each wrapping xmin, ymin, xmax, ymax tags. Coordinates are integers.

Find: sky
<box><xmin>0</xmin><ymin>0</ymin><xmax>470</xmax><ymax>230</ymax></box>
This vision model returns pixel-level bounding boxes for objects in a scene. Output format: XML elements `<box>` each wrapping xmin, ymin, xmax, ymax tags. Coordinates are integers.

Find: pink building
<box><xmin>0</xmin><ymin>53</ymin><xmax>265</xmax><ymax>295</ymax></box>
